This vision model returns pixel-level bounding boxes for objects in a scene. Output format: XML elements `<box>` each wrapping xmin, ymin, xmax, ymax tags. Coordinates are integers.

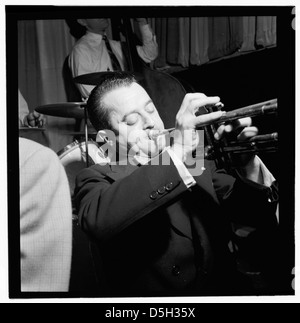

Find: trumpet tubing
<box><xmin>209</xmin><ymin>100</ymin><xmax>277</xmax><ymax>126</ymax></box>
<box><xmin>219</xmin><ymin>132</ymin><xmax>278</xmax><ymax>155</ymax></box>
<box><xmin>149</xmin><ymin>98</ymin><xmax>278</xmax><ymax>140</ymax></box>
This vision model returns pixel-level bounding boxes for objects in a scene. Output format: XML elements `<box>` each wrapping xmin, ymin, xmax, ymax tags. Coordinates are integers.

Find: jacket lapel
<box><xmin>166</xmin><ymin>165</ymin><xmax>220</xmax><ymax>240</ymax></box>
<box><xmin>166</xmin><ymin>195</ymin><xmax>193</xmax><ymax>240</ymax></box>
<box><xmin>189</xmin><ymin>160</ymin><xmax>220</xmax><ymax>205</ymax></box>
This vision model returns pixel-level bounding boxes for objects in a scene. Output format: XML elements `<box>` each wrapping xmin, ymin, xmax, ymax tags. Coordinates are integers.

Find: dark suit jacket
<box><xmin>74</xmin><ymin>151</ymin><xmax>278</xmax><ymax>297</ymax></box>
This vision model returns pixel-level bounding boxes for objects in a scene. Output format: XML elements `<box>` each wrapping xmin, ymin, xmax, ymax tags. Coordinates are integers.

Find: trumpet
<box><xmin>221</xmin><ymin>132</ymin><xmax>278</xmax><ymax>155</ymax></box>
<box><xmin>149</xmin><ymin>98</ymin><xmax>278</xmax><ymax>169</ymax></box>
<box><xmin>149</xmin><ymin>99</ymin><xmax>277</xmax><ymax>140</ymax></box>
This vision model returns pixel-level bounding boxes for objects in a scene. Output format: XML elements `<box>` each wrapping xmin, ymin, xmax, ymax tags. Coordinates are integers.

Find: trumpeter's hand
<box><xmin>171</xmin><ymin>93</ymin><xmax>224</xmax><ymax>163</ymax></box>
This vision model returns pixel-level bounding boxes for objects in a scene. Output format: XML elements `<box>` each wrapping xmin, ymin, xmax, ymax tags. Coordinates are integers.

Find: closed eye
<box><xmin>124</xmin><ymin>113</ymin><xmax>139</xmax><ymax>126</ymax></box>
<box><xmin>145</xmin><ymin>102</ymin><xmax>155</xmax><ymax>114</ymax></box>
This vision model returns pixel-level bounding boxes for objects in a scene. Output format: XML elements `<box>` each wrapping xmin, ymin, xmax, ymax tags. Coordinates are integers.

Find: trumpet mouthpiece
<box><xmin>149</xmin><ymin>129</ymin><xmax>174</xmax><ymax>140</ymax></box>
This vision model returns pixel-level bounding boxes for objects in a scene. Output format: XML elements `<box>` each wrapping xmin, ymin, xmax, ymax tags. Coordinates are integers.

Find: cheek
<box><xmin>116</xmin><ymin>126</ymin><xmax>145</xmax><ymax>147</ymax></box>
<box><xmin>127</xmin><ymin>128</ymin><xmax>149</xmax><ymax>145</ymax></box>
<box><xmin>110</xmin><ymin>121</ymin><xmax>126</xmax><ymax>145</ymax></box>
<box><xmin>153</xmin><ymin>113</ymin><xmax>164</xmax><ymax>129</ymax></box>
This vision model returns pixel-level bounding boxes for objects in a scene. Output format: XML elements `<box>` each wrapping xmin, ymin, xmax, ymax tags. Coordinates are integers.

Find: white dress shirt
<box><xmin>69</xmin><ymin>24</ymin><xmax>158</xmax><ymax>99</ymax></box>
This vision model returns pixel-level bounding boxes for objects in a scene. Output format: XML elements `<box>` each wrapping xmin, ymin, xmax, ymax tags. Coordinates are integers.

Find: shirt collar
<box><xmin>85</xmin><ymin>31</ymin><xmax>105</xmax><ymax>41</ymax></box>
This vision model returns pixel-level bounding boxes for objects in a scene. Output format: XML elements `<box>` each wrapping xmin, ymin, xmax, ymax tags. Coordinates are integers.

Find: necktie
<box><xmin>102</xmin><ymin>35</ymin><xmax>122</xmax><ymax>72</ymax></box>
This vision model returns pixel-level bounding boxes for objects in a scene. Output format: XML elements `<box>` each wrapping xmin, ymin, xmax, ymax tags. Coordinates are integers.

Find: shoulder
<box><xmin>19</xmin><ymin>138</ymin><xmax>68</xmax><ymax>191</ymax></box>
<box><xmin>19</xmin><ymin>139</ymin><xmax>70</xmax><ymax>201</ymax></box>
<box><xmin>19</xmin><ymin>138</ymin><xmax>59</xmax><ymax>166</ymax></box>
<box><xmin>73</xmin><ymin>33</ymin><xmax>89</xmax><ymax>46</ymax></box>
<box><xmin>70</xmin><ymin>35</ymin><xmax>91</xmax><ymax>56</ymax></box>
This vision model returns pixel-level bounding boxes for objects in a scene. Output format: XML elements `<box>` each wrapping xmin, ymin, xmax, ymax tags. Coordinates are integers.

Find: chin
<box><xmin>146</xmin><ymin>141</ymin><xmax>166</xmax><ymax>158</ymax></box>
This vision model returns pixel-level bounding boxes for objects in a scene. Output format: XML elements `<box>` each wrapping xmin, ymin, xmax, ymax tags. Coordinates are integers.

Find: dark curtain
<box><xmin>150</xmin><ymin>16</ymin><xmax>276</xmax><ymax>68</ymax></box>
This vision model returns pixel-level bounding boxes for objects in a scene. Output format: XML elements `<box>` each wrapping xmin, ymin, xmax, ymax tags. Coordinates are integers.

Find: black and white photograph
<box><xmin>2</xmin><ymin>2</ymin><xmax>297</xmax><ymax>304</ymax></box>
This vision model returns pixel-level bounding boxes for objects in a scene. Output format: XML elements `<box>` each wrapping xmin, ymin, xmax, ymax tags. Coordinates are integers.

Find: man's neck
<box><xmin>86</xmin><ymin>29</ymin><xmax>106</xmax><ymax>36</ymax></box>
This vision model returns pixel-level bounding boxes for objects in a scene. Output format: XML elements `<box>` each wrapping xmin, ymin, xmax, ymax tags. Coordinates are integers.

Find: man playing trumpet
<box><xmin>74</xmin><ymin>72</ymin><xmax>278</xmax><ymax>296</ymax></box>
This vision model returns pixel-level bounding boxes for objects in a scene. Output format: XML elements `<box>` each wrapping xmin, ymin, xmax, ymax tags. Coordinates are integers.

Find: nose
<box><xmin>142</xmin><ymin>113</ymin><xmax>155</xmax><ymax>130</ymax></box>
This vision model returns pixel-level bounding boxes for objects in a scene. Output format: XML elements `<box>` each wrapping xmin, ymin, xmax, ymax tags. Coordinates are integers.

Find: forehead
<box><xmin>103</xmin><ymin>83</ymin><xmax>151</xmax><ymax>116</ymax></box>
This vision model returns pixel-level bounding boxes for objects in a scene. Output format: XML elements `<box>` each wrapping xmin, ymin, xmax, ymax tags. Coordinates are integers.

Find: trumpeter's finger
<box><xmin>237</xmin><ymin>126</ymin><xmax>259</xmax><ymax>141</ymax></box>
<box><xmin>214</xmin><ymin>124</ymin><xmax>226</xmax><ymax>140</ymax></box>
<box><xmin>230</xmin><ymin>117</ymin><xmax>252</xmax><ymax>131</ymax></box>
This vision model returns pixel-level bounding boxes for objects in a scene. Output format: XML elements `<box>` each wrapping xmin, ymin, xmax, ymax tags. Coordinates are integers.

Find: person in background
<box><xmin>20</xmin><ymin>137</ymin><xmax>73</xmax><ymax>291</ymax></box>
<box><xmin>18</xmin><ymin>90</ymin><xmax>49</xmax><ymax>147</ymax></box>
<box><xmin>18</xmin><ymin>90</ymin><xmax>46</xmax><ymax>128</ymax></box>
<box><xmin>18</xmin><ymin>90</ymin><xmax>45</xmax><ymax>128</ymax></box>
<box><xmin>69</xmin><ymin>18</ymin><xmax>158</xmax><ymax>99</ymax></box>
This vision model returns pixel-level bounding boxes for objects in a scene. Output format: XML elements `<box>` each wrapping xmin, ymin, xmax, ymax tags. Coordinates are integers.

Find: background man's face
<box><xmin>103</xmin><ymin>83</ymin><xmax>166</xmax><ymax>159</ymax></box>
<box><xmin>82</xmin><ymin>19</ymin><xmax>110</xmax><ymax>34</ymax></box>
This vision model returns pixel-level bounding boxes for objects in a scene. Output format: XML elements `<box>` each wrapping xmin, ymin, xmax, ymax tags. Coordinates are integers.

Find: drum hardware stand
<box><xmin>84</xmin><ymin>106</ymin><xmax>89</xmax><ymax>167</ymax></box>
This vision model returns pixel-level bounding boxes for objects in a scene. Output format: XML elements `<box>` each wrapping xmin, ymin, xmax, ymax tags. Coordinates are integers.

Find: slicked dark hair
<box><xmin>87</xmin><ymin>72</ymin><xmax>137</xmax><ymax>132</ymax></box>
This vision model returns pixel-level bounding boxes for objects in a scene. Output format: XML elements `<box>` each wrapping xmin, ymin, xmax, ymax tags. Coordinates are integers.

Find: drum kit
<box><xmin>35</xmin><ymin>101</ymin><xmax>93</xmax><ymax>168</ymax></box>
<box><xmin>32</xmin><ymin>72</ymin><xmax>112</xmax><ymax>197</ymax></box>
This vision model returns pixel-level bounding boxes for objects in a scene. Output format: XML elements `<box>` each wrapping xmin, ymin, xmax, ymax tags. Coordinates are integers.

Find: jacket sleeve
<box><xmin>209</xmin><ymin>160</ymin><xmax>279</xmax><ymax>228</ymax></box>
<box><xmin>20</xmin><ymin>138</ymin><xmax>72</xmax><ymax>292</ymax></box>
<box><xmin>74</xmin><ymin>151</ymin><xmax>188</xmax><ymax>241</ymax></box>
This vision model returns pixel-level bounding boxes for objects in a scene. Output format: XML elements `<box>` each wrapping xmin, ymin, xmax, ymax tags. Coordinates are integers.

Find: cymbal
<box><xmin>74</xmin><ymin>72</ymin><xmax>115</xmax><ymax>85</ymax></box>
<box><xmin>63</xmin><ymin>131</ymin><xmax>98</xmax><ymax>136</ymax></box>
<box><xmin>35</xmin><ymin>102</ymin><xmax>86</xmax><ymax>119</ymax></box>
<box><xmin>74</xmin><ymin>71</ymin><xmax>144</xmax><ymax>85</ymax></box>
<box><xmin>19</xmin><ymin>127</ymin><xmax>46</xmax><ymax>131</ymax></box>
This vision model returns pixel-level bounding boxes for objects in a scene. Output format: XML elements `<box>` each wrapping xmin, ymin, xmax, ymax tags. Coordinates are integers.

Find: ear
<box><xmin>96</xmin><ymin>130</ymin><xmax>107</xmax><ymax>143</ymax></box>
<box><xmin>96</xmin><ymin>130</ymin><xmax>113</xmax><ymax>146</ymax></box>
<box><xmin>77</xmin><ymin>19</ymin><xmax>87</xmax><ymax>27</ymax></box>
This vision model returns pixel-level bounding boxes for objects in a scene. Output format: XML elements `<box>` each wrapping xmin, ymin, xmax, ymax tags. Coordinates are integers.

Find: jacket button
<box><xmin>150</xmin><ymin>191</ymin><xmax>158</xmax><ymax>200</ymax></box>
<box><xmin>166</xmin><ymin>182</ymin><xmax>174</xmax><ymax>191</ymax></box>
<box><xmin>172</xmin><ymin>265</ymin><xmax>181</xmax><ymax>276</ymax></box>
<box><xmin>157</xmin><ymin>186</ymin><xmax>166</xmax><ymax>194</ymax></box>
